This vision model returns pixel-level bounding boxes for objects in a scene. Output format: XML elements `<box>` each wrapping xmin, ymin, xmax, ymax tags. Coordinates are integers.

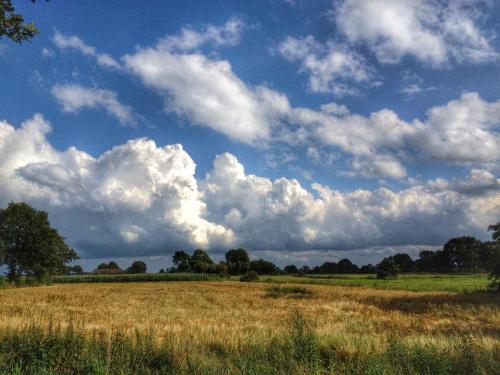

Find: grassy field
<box><xmin>253</xmin><ymin>273</ymin><xmax>491</xmax><ymax>293</ymax></box>
<box><xmin>0</xmin><ymin>280</ymin><xmax>498</xmax><ymax>374</ymax></box>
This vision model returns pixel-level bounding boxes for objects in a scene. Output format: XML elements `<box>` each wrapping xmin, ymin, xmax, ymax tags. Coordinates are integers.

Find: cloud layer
<box><xmin>0</xmin><ymin>114</ymin><xmax>498</xmax><ymax>257</ymax></box>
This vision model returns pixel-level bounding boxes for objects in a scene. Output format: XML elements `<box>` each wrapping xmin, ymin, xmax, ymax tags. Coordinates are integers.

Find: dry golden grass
<box><xmin>0</xmin><ymin>281</ymin><xmax>498</xmax><ymax>352</ymax></box>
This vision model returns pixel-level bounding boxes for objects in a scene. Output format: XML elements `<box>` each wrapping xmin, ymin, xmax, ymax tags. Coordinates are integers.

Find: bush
<box><xmin>240</xmin><ymin>271</ymin><xmax>259</xmax><ymax>282</ymax></box>
<box><xmin>376</xmin><ymin>258</ymin><xmax>400</xmax><ymax>279</ymax></box>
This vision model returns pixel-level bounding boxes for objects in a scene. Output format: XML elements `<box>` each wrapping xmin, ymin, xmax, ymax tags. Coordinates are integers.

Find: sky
<box><xmin>0</xmin><ymin>0</ymin><xmax>499</xmax><ymax>270</ymax></box>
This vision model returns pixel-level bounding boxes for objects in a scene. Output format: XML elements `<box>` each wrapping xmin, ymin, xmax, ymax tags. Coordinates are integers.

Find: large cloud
<box><xmin>334</xmin><ymin>0</ymin><xmax>498</xmax><ymax>66</ymax></box>
<box><xmin>0</xmin><ymin>114</ymin><xmax>498</xmax><ymax>257</ymax></box>
<box><xmin>0</xmin><ymin>115</ymin><xmax>234</xmax><ymax>256</ymax></box>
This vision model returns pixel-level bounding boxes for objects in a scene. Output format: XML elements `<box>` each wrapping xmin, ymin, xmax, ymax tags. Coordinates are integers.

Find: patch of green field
<box><xmin>249</xmin><ymin>273</ymin><xmax>490</xmax><ymax>293</ymax></box>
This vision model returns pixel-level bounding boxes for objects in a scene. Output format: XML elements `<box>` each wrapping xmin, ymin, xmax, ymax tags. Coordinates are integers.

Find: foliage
<box><xmin>377</xmin><ymin>258</ymin><xmax>400</xmax><ymax>279</ymax></box>
<box><xmin>126</xmin><ymin>260</ymin><xmax>147</xmax><ymax>274</ymax></box>
<box><xmin>51</xmin><ymin>273</ymin><xmax>224</xmax><ymax>284</ymax></box>
<box><xmin>240</xmin><ymin>270</ymin><xmax>259</xmax><ymax>282</ymax></box>
<box><xmin>96</xmin><ymin>261</ymin><xmax>121</xmax><ymax>270</ymax></box>
<box><xmin>172</xmin><ymin>250</ymin><xmax>191</xmax><ymax>272</ymax></box>
<box><xmin>250</xmin><ymin>258</ymin><xmax>278</xmax><ymax>275</ymax></box>
<box><xmin>0</xmin><ymin>0</ymin><xmax>39</xmax><ymax>43</ymax></box>
<box><xmin>0</xmin><ymin>202</ymin><xmax>78</xmax><ymax>282</ymax></box>
<box><xmin>225</xmin><ymin>248</ymin><xmax>251</xmax><ymax>275</ymax></box>
<box><xmin>190</xmin><ymin>249</ymin><xmax>214</xmax><ymax>273</ymax></box>
<box><xmin>284</xmin><ymin>264</ymin><xmax>299</xmax><ymax>274</ymax></box>
<box><xmin>486</xmin><ymin>221</ymin><xmax>500</xmax><ymax>292</ymax></box>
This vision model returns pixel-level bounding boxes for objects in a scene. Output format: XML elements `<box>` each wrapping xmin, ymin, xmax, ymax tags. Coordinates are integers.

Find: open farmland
<box><xmin>0</xmin><ymin>280</ymin><xmax>497</xmax><ymax>374</ymax></box>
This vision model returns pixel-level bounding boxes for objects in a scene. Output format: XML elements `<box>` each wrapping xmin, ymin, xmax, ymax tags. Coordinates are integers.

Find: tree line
<box><xmin>1</xmin><ymin>202</ymin><xmax>499</xmax><ymax>290</ymax></box>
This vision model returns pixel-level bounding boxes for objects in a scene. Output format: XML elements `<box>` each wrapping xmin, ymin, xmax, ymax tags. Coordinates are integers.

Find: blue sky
<box><xmin>0</xmin><ymin>0</ymin><xmax>499</xmax><ymax>269</ymax></box>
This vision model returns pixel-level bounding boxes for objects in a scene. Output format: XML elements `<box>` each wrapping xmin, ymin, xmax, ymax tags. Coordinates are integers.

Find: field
<box><xmin>0</xmin><ymin>278</ymin><xmax>498</xmax><ymax>374</ymax></box>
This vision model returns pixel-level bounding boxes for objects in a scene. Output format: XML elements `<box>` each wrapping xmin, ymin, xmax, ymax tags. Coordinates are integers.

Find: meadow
<box><xmin>0</xmin><ymin>278</ymin><xmax>498</xmax><ymax>374</ymax></box>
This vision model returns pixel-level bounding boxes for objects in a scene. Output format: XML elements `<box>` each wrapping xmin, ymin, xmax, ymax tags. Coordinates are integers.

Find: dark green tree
<box><xmin>225</xmin><ymin>248</ymin><xmax>250</xmax><ymax>275</ymax></box>
<box><xmin>284</xmin><ymin>264</ymin><xmax>298</xmax><ymax>274</ymax></box>
<box><xmin>250</xmin><ymin>259</ymin><xmax>278</xmax><ymax>275</ymax></box>
<box><xmin>0</xmin><ymin>202</ymin><xmax>78</xmax><ymax>282</ymax></box>
<box><xmin>0</xmin><ymin>0</ymin><xmax>41</xmax><ymax>43</ymax></box>
<box><xmin>487</xmin><ymin>222</ymin><xmax>500</xmax><ymax>292</ymax></box>
<box><xmin>337</xmin><ymin>258</ymin><xmax>359</xmax><ymax>273</ymax></box>
<box><xmin>389</xmin><ymin>253</ymin><xmax>415</xmax><ymax>272</ymax></box>
<box><xmin>172</xmin><ymin>250</ymin><xmax>191</xmax><ymax>272</ymax></box>
<box><xmin>376</xmin><ymin>258</ymin><xmax>399</xmax><ymax>279</ymax></box>
<box><xmin>190</xmin><ymin>249</ymin><xmax>214</xmax><ymax>273</ymax></box>
<box><xmin>443</xmin><ymin>236</ymin><xmax>482</xmax><ymax>272</ymax></box>
<box><xmin>126</xmin><ymin>260</ymin><xmax>147</xmax><ymax>274</ymax></box>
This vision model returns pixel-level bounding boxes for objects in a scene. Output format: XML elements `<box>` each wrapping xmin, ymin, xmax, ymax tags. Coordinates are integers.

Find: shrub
<box><xmin>240</xmin><ymin>271</ymin><xmax>259</xmax><ymax>282</ymax></box>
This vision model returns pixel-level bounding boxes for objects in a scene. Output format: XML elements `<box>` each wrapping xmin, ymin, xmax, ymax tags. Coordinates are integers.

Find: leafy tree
<box><xmin>337</xmin><ymin>258</ymin><xmax>359</xmax><ymax>273</ymax></box>
<box><xmin>158</xmin><ymin>268</ymin><xmax>166</xmax><ymax>274</ymax></box>
<box><xmin>69</xmin><ymin>265</ymin><xmax>83</xmax><ymax>274</ymax></box>
<box><xmin>225</xmin><ymin>248</ymin><xmax>250</xmax><ymax>275</ymax></box>
<box><xmin>284</xmin><ymin>264</ymin><xmax>298</xmax><ymax>274</ymax></box>
<box><xmin>250</xmin><ymin>259</ymin><xmax>278</xmax><ymax>275</ymax></box>
<box><xmin>190</xmin><ymin>249</ymin><xmax>214</xmax><ymax>273</ymax></box>
<box><xmin>487</xmin><ymin>222</ymin><xmax>500</xmax><ymax>292</ymax></box>
<box><xmin>172</xmin><ymin>250</ymin><xmax>191</xmax><ymax>272</ymax></box>
<box><xmin>376</xmin><ymin>258</ymin><xmax>399</xmax><ymax>279</ymax></box>
<box><xmin>0</xmin><ymin>202</ymin><xmax>78</xmax><ymax>282</ymax></box>
<box><xmin>358</xmin><ymin>264</ymin><xmax>377</xmax><ymax>274</ymax></box>
<box><xmin>443</xmin><ymin>236</ymin><xmax>482</xmax><ymax>272</ymax></box>
<box><xmin>97</xmin><ymin>261</ymin><xmax>120</xmax><ymax>270</ymax></box>
<box><xmin>0</xmin><ymin>0</ymin><xmax>40</xmax><ymax>43</ymax></box>
<box><xmin>389</xmin><ymin>253</ymin><xmax>415</xmax><ymax>272</ymax></box>
<box><xmin>415</xmin><ymin>250</ymin><xmax>437</xmax><ymax>272</ymax></box>
<box><xmin>299</xmin><ymin>265</ymin><xmax>311</xmax><ymax>274</ymax></box>
<box><xmin>315</xmin><ymin>261</ymin><xmax>338</xmax><ymax>274</ymax></box>
<box><xmin>126</xmin><ymin>260</ymin><xmax>147</xmax><ymax>274</ymax></box>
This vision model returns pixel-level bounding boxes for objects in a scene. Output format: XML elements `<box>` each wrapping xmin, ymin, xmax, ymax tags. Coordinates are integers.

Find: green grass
<box><xmin>50</xmin><ymin>273</ymin><xmax>224</xmax><ymax>284</ymax></box>
<box><xmin>0</xmin><ymin>312</ymin><xmax>496</xmax><ymax>375</ymax></box>
<box><xmin>248</xmin><ymin>273</ymin><xmax>490</xmax><ymax>293</ymax></box>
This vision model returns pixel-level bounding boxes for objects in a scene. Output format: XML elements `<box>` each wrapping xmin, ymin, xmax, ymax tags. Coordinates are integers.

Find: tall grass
<box><xmin>0</xmin><ymin>312</ymin><xmax>497</xmax><ymax>374</ymax></box>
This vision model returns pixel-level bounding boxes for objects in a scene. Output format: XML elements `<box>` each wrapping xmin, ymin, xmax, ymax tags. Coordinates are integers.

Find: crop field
<box><xmin>0</xmin><ymin>279</ymin><xmax>498</xmax><ymax>374</ymax></box>
<box><xmin>254</xmin><ymin>273</ymin><xmax>490</xmax><ymax>293</ymax></box>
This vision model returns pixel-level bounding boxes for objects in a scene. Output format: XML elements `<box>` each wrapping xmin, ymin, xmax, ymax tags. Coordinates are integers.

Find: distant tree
<box><xmin>299</xmin><ymin>265</ymin><xmax>311</xmax><ymax>274</ymax></box>
<box><xmin>126</xmin><ymin>260</ymin><xmax>147</xmax><ymax>274</ymax></box>
<box><xmin>0</xmin><ymin>0</ymin><xmax>41</xmax><ymax>43</ymax></box>
<box><xmin>0</xmin><ymin>202</ymin><xmax>78</xmax><ymax>282</ymax></box>
<box><xmin>487</xmin><ymin>222</ymin><xmax>500</xmax><ymax>292</ymax></box>
<box><xmin>376</xmin><ymin>258</ymin><xmax>399</xmax><ymax>279</ymax></box>
<box><xmin>284</xmin><ymin>264</ymin><xmax>299</xmax><ymax>274</ymax></box>
<box><xmin>389</xmin><ymin>253</ymin><xmax>415</xmax><ymax>273</ymax></box>
<box><xmin>337</xmin><ymin>258</ymin><xmax>359</xmax><ymax>273</ymax></box>
<box><xmin>158</xmin><ymin>268</ymin><xmax>166</xmax><ymax>274</ymax></box>
<box><xmin>190</xmin><ymin>249</ymin><xmax>214</xmax><ymax>273</ymax></box>
<box><xmin>250</xmin><ymin>259</ymin><xmax>278</xmax><ymax>275</ymax></box>
<box><xmin>215</xmin><ymin>261</ymin><xmax>228</xmax><ymax>275</ymax></box>
<box><xmin>316</xmin><ymin>261</ymin><xmax>338</xmax><ymax>274</ymax></box>
<box><xmin>172</xmin><ymin>250</ymin><xmax>191</xmax><ymax>272</ymax></box>
<box><xmin>240</xmin><ymin>270</ymin><xmax>259</xmax><ymax>282</ymax></box>
<box><xmin>443</xmin><ymin>236</ymin><xmax>482</xmax><ymax>272</ymax></box>
<box><xmin>415</xmin><ymin>250</ymin><xmax>437</xmax><ymax>272</ymax></box>
<box><xmin>69</xmin><ymin>265</ymin><xmax>83</xmax><ymax>274</ymax></box>
<box><xmin>96</xmin><ymin>261</ymin><xmax>120</xmax><ymax>270</ymax></box>
<box><xmin>225</xmin><ymin>248</ymin><xmax>251</xmax><ymax>275</ymax></box>
<box><xmin>358</xmin><ymin>264</ymin><xmax>377</xmax><ymax>274</ymax></box>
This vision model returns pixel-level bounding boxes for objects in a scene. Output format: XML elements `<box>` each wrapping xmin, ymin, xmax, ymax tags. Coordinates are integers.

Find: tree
<box><xmin>389</xmin><ymin>253</ymin><xmax>415</xmax><ymax>272</ymax></box>
<box><xmin>69</xmin><ymin>265</ymin><xmax>83</xmax><ymax>274</ymax></box>
<box><xmin>0</xmin><ymin>0</ymin><xmax>40</xmax><ymax>43</ymax></box>
<box><xmin>97</xmin><ymin>261</ymin><xmax>120</xmax><ymax>270</ymax></box>
<box><xmin>126</xmin><ymin>260</ymin><xmax>147</xmax><ymax>274</ymax></box>
<box><xmin>250</xmin><ymin>259</ymin><xmax>278</xmax><ymax>275</ymax></box>
<box><xmin>190</xmin><ymin>249</ymin><xmax>214</xmax><ymax>273</ymax></box>
<box><xmin>358</xmin><ymin>264</ymin><xmax>377</xmax><ymax>274</ymax></box>
<box><xmin>337</xmin><ymin>258</ymin><xmax>359</xmax><ymax>273</ymax></box>
<box><xmin>0</xmin><ymin>202</ymin><xmax>78</xmax><ymax>282</ymax></box>
<box><xmin>240</xmin><ymin>270</ymin><xmax>259</xmax><ymax>282</ymax></box>
<box><xmin>376</xmin><ymin>258</ymin><xmax>399</xmax><ymax>279</ymax></box>
<box><xmin>158</xmin><ymin>268</ymin><xmax>166</xmax><ymax>274</ymax></box>
<box><xmin>443</xmin><ymin>236</ymin><xmax>482</xmax><ymax>272</ymax></box>
<box><xmin>415</xmin><ymin>250</ymin><xmax>437</xmax><ymax>272</ymax></box>
<box><xmin>225</xmin><ymin>248</ymin><xmax>250</xmax><ymax>275</ymax></box>
<box><xmin>172</xmin><ymin>250</ymin><xmax>191</xmax><ymax>272</ymax></box>
<box><xmin>487</xmin><ymin>222</ymin><xmax>500</xmax><ymax>292</ymax></box>
<box><xmin>284</xmin><ymin>264</ymin><xmax>298</xmax><ymax>274</ymax></box>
